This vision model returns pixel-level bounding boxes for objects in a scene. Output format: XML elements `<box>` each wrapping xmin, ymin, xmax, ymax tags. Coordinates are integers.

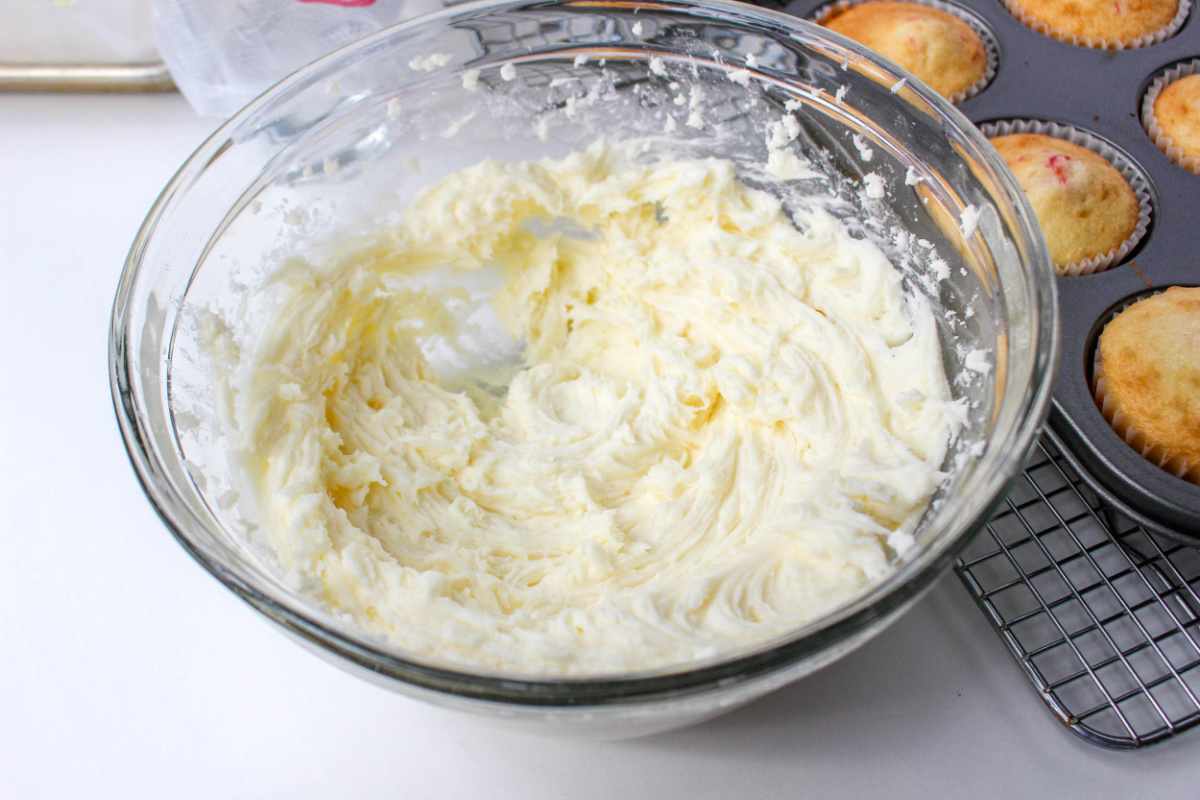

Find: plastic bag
<box><xmin>153</xmin><ymin>0</ymin><xmax>444</xmax><ymax>118</ymax></box>
<box><xmin>0</xmin><ymin>0</ymin><xmax>158</xmax><ymax>65</ymax></box>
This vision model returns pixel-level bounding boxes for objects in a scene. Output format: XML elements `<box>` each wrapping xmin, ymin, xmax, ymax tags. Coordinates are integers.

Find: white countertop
<box><xmin>2</xmin><ymin>93</ymin><xmax>1197</xmax><ymax>799</ymax></box>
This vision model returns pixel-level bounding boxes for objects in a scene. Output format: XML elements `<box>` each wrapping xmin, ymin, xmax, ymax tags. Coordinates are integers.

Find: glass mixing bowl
<box><xmin>110</xmin><ymin>0</ymin><xmax>1057</xmax><ymax>738</ymax></box>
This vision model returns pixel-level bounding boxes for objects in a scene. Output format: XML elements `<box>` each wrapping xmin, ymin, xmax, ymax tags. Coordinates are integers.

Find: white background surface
<box><xmin>2</xmin><ymin>93</ymin><xmax>1198</xmax><ymax>798</ymax></box>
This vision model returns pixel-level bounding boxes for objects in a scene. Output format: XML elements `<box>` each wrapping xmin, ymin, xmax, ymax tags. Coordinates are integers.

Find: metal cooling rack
<box><xmin>956</xmin><ymin>433</ymin><xmax>1200</xmax><ymax>749</ymax></box>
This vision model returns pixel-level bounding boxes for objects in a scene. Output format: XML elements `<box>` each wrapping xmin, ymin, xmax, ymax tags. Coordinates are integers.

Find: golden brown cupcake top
<box><xmin>1007</xmin><ymin>0</ymin><xmax>1177</xmax><ymax>44</ymax></box>
<box><xmin>990</xmin><ymin>133</ymin><xmax>1139</xmax><ymax>271</ymax></box>
<box><xmin>1098</xmin><ymin>287</ymin><xmax>1200</xmax><ymax>470</ymax></box>
<box><xmin>822</xmin><ymin>2</ymin><xmax>987</xmax><ymax>99</ymax></box>
<box><xmin>1153</xmin><ymin>73</ymin><xmax>1200</xmax><ymax>163</ymax></box>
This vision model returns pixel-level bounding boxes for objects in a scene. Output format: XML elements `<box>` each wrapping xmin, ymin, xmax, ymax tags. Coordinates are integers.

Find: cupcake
<box><xmin>1094</xmin><ymin>287</ymin><xmax>1200</xmax><ymax>483</ymax></box>
<box><xmin>1149</xmin><ymin>72</ymin><xmax>1200</xmax><ymax>167</ymax></box>
<box><xmin>990</xmin><ymin>133</ymin><xmax>1140</xmax><ymax>274</ymax></box>
<box><xmin>1005</xmin><ymin>0</ymin><xmax>1180</xmax><ymax>48</ymax></box>
<box><xmin>822</xmin><ymin>1</ymin><xmax>988</xmax><ymax>100</ymax></box>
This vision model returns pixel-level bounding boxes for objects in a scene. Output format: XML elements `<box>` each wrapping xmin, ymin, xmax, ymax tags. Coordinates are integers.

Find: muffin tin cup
<box><xmin>1002</xmin><ymin>0</ymin><xmax>1192</xmax><ymax>51</ymax></box>
<box><xmin>1142</xmin><ymin>59</ymin><xmax>1200</xmax><ymax>175</ymax></box>
<box><xmin>1092</xmin><ymin>300</ymin><xmax>1200</xmax><ymax>484</ymax></box>
<box><xmin>810</xmin><ymin>0</ymin><xmax>999</xmax><ymax>103</ymax></box>
<box><xmin>979</xmin><ymin>119</ymin><xmax>1153</xmax><ymax>277</ymax></box>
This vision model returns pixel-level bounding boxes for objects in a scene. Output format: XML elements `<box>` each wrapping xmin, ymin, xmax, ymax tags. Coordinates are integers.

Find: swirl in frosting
<box><xmin>236</xmin><ymin>141</ymin><xmax>957</xmax><ymax>674</ymax></box>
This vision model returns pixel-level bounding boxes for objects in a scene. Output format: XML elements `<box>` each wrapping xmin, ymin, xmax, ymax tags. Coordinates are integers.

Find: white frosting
<box><xmin>964</xmin><ymin>348</ymin><xmax>991</xmax><ymax>374</ymax></box>
<box><xmin>959</xmin><ymin>204</ymin><xmax>982</xmax><ymax>238</ymax></box>
<box><xmin>235</xmin><ymin>141</ymin><xmax>956</xmax><ymax>675</ymax></box>
<box><xmin>408</xmin><ymin>53</ymin><xmax>452</xmax><ymax>72</ymax></box>
<box><xmin>852</xmin><ymin>134</ymin><xmax>874</xmax><ymax>162</ymax></box>
<box><xmin>863</xmin><ymin>172</ymin><xmax>885</xmax><ymax>199</ymax></box>
<box><xmin>728</xmin><ymin>69</ymin><xmax>753</xmax><ymax>87</ymax></box>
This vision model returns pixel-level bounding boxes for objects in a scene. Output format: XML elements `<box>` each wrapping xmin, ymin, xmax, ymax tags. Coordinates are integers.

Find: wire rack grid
<box><xmin>955</xmin><ymin>432</ymin><xmax>1200</xmax><ymax>749</ymax></box>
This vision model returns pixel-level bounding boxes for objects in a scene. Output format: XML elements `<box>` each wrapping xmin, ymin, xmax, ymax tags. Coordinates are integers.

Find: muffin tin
<box><xmin>776</xmin><ymin>0</ymin><xmax>1200</xmax><ymax>544</ymax></box>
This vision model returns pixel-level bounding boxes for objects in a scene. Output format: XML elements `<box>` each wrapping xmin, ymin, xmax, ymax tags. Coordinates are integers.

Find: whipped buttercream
<box><xmin>236</xmin><ymin>141</ymin><xmax>957</xmax><ymax>675</ymax></box>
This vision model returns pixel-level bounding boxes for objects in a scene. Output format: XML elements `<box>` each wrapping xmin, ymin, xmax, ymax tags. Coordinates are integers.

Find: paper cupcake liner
<box><xmin>979</xmin><ymin>119</ymin><xmax>1153</xmax><ymax>277</ymax></box>
<box><xmin>1141</xmin><ymin>60</ymin><xmax>1200</xmax><ymax>176</ymax></box>
<box><xmin>811</xmin><ymin>0</ymin><xmax>999</xmax><ymax>104</ymax></box>
<box><xmin>1002</xmin><ymin>0</ymin><xmax>1191</xmax><ymax>50</ymax></box>
<box><xmin>1092</xmin><ymin>293</ymin><xmax>1200</xmax><ymax>485</ymax></box>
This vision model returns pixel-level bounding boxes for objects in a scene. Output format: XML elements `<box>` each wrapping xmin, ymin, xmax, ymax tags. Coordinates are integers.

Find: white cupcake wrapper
<box><xmin>1092</xmin><ymin>293</ymin><xmax>1200</xmax><ymax>484</ymax></box>
<box><xmin>979</xmin><ymin>119</ymin><xmax>1152</xmax><ymax>277</ymax></box>
<box><xmin>811</xmin><ymin>0</ymin><xmax>998</xmax><ymax>104</ymax></box>
<box><xmin>1002</xmin><ymin>0</ymin><xmax>1191</xmax><ymax>50</ymax></box>
<box><xmin>1141</xmin><ymin>60</ymin><xmax>1200</xmax><ymax>176</ymax></box>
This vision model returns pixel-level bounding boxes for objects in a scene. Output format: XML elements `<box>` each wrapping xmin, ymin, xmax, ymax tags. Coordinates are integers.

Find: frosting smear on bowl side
<box><xmin>236</xmin><ymin>140</ymin><xmax>958</xmax><ymax>675</ymax></box>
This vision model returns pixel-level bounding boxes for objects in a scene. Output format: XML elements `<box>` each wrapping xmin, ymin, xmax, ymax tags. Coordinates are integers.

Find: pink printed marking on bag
<box><xmin>296</xmin><ymin>0</ymin><xmax>377</xmax><ymax>7</ymax></box>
